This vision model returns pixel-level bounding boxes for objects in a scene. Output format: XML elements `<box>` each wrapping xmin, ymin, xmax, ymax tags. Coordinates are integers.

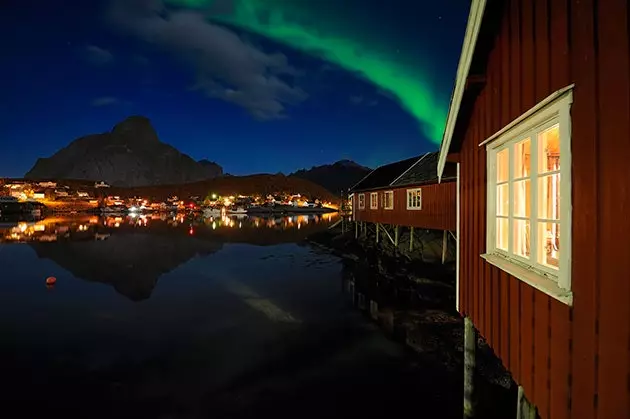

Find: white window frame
<box><xmin>383</xmin><ymin>191</ymin><xmax>394</xmax><ymax>210</ymax></box>
<box><xmin>358</xmin><ymin>193</ymin><xmax>365</xmax><ymax>210</ymax></box>
<box><xmin>370</xmin><ymin>192</ymin><xmax>378</xmax><ymax>209</ymax></box>
<box><xmin>406</xmin><ymin>188</ymin><xmax>422</xmax><ymax>210</ymax></box>
<box><xmin>482</xmin><ymin>86</ymin><xmax>573</xmax><ymax>306</ymax></box>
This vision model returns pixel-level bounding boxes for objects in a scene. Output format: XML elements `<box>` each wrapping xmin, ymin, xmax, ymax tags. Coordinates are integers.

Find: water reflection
<box><xmin>0</xmin><ymin>213</ymin><xmax>339</xmax><ymax>301</ymax></box>
<box><xmin>0</xmin><ymin>212</ymin><xmax>339</xmax><ymax>244</ymax></box>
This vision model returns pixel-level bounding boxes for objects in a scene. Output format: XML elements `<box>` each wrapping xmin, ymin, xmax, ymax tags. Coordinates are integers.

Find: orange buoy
<box><xmin>45</xmin><ymin>276</ymin><xmax>57</xmax><ymax>286</ymax></box>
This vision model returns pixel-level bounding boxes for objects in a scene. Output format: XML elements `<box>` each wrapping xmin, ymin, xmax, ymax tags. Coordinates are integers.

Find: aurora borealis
<box><xmin>0</xmin><ymin>0</ymin><xmax>468</xmax><ymax>177</ymax></box>
<box><xmin>165</xmin><ymin>0</ymin><xmax>450</xmax><ymax>144</ymax></box>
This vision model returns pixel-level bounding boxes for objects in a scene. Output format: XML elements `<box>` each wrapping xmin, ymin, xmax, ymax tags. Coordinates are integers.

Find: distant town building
<box><xmin>38</xmin><ymin>181</ymin><xmax>57</xmax><ymax>188</ymax></box>
<box><xmin>94</xmin><ymin>181</ymin><xmax>110</xmax><ymax>188</ymax></box>
<box><xmin>54</xmin><ymin>190</ymin><xmax>69</xmax><ymax>198</ymax></box>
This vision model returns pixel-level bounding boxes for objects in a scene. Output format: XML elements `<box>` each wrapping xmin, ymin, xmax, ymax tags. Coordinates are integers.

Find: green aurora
<box><xmin>165</xmin><ymin>0</ymin><xmax>448</xmax><ymax>144</ymax></box>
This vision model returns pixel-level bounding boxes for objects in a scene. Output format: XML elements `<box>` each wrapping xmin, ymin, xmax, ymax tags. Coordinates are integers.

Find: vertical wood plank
<box><xmin>550</xmin><ymin>300</ymin><xmax>571</xmax><ymax>419</ymax></box>
<box><xmin>520</xmin><ymin>284</ymin><xmax>535</xmax><ymax>399</ymax></box>
<box><xmin>549</xmin><ymin>0</ymin><xmax>570</xmax><ymax>90</ymax></box>
<box><xmin>569</xmin><ymin>0</ymin><xmax>599</xmax><ymax>417</ymax></box>
<box><xmin>482</xmin><ymin>91</ymin><xmax>490</xmax><ymax>340</ymax></box>
<box><xmin>510</xmin><ymin>277</ymin><xmax>522</xmax><ymax>382</ymax></box>
<box><xmin>596</xmin><ymin>1</ymin><xmax>630</xmax><ymax>418</ymax></box>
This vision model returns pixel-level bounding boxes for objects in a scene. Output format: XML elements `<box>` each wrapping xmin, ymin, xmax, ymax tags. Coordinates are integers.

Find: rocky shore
<box><xmin>308</xmin><ymin>225</ymin><xmax>517</xmax><ymax>418</ymax></box>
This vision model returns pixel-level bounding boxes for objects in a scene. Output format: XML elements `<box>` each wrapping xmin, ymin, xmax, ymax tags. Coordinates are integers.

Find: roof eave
<box><xmin>437</xmin><ymin>0</ymin><xmax>487</xmax><ymax>182</ymax></box>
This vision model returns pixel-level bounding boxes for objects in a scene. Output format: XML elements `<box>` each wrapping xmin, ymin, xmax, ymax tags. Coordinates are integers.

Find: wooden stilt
<box><xmin>442</xmin><ymin>230</ymin><xmax>448</xmax><ymax>264</ymax></box>
<box><xmin>394</xmin><ymin>225</ymin><xmax>399</xmax><ymax>247</ymax></box>
<box><xmin>375</xmin><ymin>223</ymin><xmax>379</xmax><ymax>243</ymax></box>
<box><xmin>464</xmin><ymin>317</ymin><xmax>476</xmax><ymax>419</ymax></box>
<box><xmin>409</xmin><ymin>227</ymin><xmax>414</xmax><ymax>251</ymax></box>
<box><xmin>355</xmin><ymin>220</ymin><xmax>358</xmax><ymax>239</ymax></box>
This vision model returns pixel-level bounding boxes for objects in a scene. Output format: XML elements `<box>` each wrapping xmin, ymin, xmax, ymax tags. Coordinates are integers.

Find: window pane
<box><xmin>538</xmin><ymin>222</ymin><xmax>560</xmax><ymax>269</ymax></box>
<box><xmin>539</xmin><ymin>124</ymin><xmax>560</xmax><ymax>173</ymax></box>
<box><xmin>497</xmin><ymin>184</ymin><xmax>509</xmax><ymax>216</ymax></box>
<box><xmin>496</xmin><ymin>217</ymin><xmax>508</xmax><ymax>251</ymax></box>
<box><xmin>538</xmin><ymin>173</ymin><xmax>560</xmax><ymax>220</ymax></box>
<box><xmin>513</xmin><ymin>219</ymin><xmax>530</xmax><ymax>258</ymax></box>
<box><xmin>514</xmin><ymin>138</ymin><xmax>531</xmax><ymax>179</ymax></box>
<box><xmin>513</xmin><ymin>179</ymin><xmax>531</xmax><ymax>218</ymax></box>
<box><xmin>497</xmin><ymin>149</ymin><xmax>509</xmax><ymax>182</ymax></box>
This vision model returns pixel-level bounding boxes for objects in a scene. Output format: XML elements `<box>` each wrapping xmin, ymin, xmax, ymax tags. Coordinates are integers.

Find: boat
<box><xmin>228</xmin><ymin>207</ymin><xmax>247</xmax><ymax>215</ymax></box>
<box><xmin>100</xmin><ymin>205</ymin><xmax>128</xmax><ymax>214</ymax></box>
<box><xmin>203</xmin><ymin>207</ymin><xmax>222</xmax><ymax>217</ymax></box>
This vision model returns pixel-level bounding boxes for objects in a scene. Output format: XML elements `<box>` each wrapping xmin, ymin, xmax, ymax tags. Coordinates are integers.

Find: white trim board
<box><xmin>349</xmin><ymin>169</ymin><xmax>376</xmax><ymax>192</ymax></box>
<box><xmin>478</xmin><ymin>84</ymin><xmax>575</xmax><ymax>147</ymax></box>
<box><xmin>437</xmin><ymin>0</ymin><xmax>487</xmax><ymax>181</ymax></box>
<box><xmin>390</xmin><ymin>152</ymin><xmax>430</xmax><ymax>186</ymax></box>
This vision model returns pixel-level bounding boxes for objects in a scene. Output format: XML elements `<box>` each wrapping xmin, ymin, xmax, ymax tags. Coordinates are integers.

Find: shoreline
<box><xmin>306</xmin><ymin>225</ymin><xmax>517</xmax><ymax>418</ymax></box>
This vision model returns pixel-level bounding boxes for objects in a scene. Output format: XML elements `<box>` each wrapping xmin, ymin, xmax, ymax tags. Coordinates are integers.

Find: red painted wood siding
<box><xmin>352</xmin><ymin>182</ymin><xmax>456</xmax><ymax>231</ymax></box>
<box><xmin>458</xmin><ymin>1</ymin><xmax>630</xmax><ymax>418</ymax></box>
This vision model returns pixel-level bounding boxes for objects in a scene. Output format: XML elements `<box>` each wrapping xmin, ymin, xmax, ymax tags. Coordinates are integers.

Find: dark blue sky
<box><xmin>0</xmin><ymin>0</ymin><xmax>469</xmax><ymax>177</ymax></box>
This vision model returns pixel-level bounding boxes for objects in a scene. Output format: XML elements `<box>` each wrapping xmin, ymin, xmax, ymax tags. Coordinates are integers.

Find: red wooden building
<box><xmin>350</xmin><ymin>152</ymin><xmax>457</xmax><ymax>231</ymax></box>
<box><xmin>438</xmin><ymin>0</ymin><xmax>630</xmax><ymax>418</ymax></box>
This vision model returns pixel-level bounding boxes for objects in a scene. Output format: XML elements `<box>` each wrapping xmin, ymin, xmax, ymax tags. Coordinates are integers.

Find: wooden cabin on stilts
<box><xmin>440</xmin><ymin>0</ymin><xmax>630</xmax><ymax>418</ymax></box>
<box><xmin>349</xmin><ymin>152</ymin><xmax>457</xmax><ymax>263</ymax></box>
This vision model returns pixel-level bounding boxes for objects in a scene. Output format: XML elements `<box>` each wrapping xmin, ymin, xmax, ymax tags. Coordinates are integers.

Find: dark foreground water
<box><xmin>0</xmin><ymin>213</ymin><xmax>463</xmax><ymax>418</ymax></box>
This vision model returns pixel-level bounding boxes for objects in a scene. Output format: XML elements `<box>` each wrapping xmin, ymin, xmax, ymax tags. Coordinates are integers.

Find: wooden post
<box><xmin>394</xmin><ymin>225</ymin><xmax>399</xmax><ymax>247</ymax></box>
<box><xmin>355</xmin><ymin>220</ymin><xmax>358</xmax><ymax>239</ymax></box>
<box><xmin>464</xmin><ymin>317</ymin><xmax>476</xmax><ymax>419</ymax></box>
<box><xmin>442</xmin><ymin>230</ymin><xmax>448</xmax><ymax>264</ymax></box>
<box><xmin>375</xmin><ymin>223</ymin><xmax>379</xmax><ymax>243</ymax></box>
<box><xmin>409</xmin><ymin>226</ymin><xmax>414</xmax><ymax>251</ymax></box>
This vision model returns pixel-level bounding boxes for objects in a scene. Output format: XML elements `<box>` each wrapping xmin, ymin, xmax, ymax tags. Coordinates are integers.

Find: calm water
<box><xmin>0</xmin><ymin>213</ymin><xmax>461</xmax><ymax>419</ymax></box>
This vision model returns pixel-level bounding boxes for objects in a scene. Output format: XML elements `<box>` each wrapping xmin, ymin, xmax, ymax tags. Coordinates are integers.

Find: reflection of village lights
<box><xmin>18</xmin><ymin>223</ymin><xmax>27</xmax><ymax>232</ymax></box>
<box><xmin>189</xmin><ymin>227</ymin><xmax>194</xmax><ymax>235</ymax></box>
<box><xmin>298</xmin><ymin>222</ymin><xmax>301</xmax><ymax>230</ymax></box>
<box><xmin>114</xmin><ymin>222</ymin><xmax>120</xmax><ymax>228</ymax></box>
<box><xmin>239</xmin><ymin>222</ymin><xmax>242</xmax><ymax>229</ymax></box>
<box><xmin>212</xmin><ymin>221</ymin><xmax>217</xmax><ymax>230</ymax></box>
<box><xmin>130</xmin><ymin>206</ymin><xmax>138</xmax><ymax>212</ymax></box>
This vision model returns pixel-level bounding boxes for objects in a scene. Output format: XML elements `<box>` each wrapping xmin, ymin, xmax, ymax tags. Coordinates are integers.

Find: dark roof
<box><xmin>350</xmin><ymin>155</ymin><xmax>421</xmax><ymax>192</ymax></box>
<box><xmin>391</xmin><ymin>152</ymin><xmax>457</xmax><ymax>187</ymax></box>
<box><xmin>350</xmin><ymin>152</ymin><xmax>456</xmax><ymax>192</ymax></box>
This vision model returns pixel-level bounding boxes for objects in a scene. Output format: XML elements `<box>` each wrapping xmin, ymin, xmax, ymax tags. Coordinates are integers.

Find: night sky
<box><xmin>0</xmin><ymin>0</ymin><xmax>469</xmax><ymax>177</ymax></box>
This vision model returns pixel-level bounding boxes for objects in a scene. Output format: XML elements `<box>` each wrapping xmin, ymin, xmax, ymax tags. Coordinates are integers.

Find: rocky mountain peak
<box><xmin>110</xmin><ymin>115</ymin><xmax>159</xmax><ymax>145</ymax></box>
<box><xmin>25</xmin><ymin>116</ymin><xmax>223</xmax><ymax>186</ymax></box>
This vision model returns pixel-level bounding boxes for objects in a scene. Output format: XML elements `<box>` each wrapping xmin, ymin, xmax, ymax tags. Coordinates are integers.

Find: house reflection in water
<box><xmin>0</xmin><ymin>212</ymin><xmax>340</xmax><ymax>301</ymax></box>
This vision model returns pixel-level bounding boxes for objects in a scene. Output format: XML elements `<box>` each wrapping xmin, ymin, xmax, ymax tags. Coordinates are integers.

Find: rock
<box><xmin>25</xmin><ymin>115</ymin><xmax>224</xmax><ymax>187</ymax></box>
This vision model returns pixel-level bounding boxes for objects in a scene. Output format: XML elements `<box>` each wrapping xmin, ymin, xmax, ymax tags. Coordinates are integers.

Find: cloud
<box><xmin>91</xmin><ymin>97</ymin><xmax>120</xmax><ymax>107</ymax></box>
<box><xmin>85</xmin><ymin>45</ymin><xmax>114</xmax><ymax>65</ymax></box>
<box><xmin>106</xmin><ymin>0</ymin><xmax>306</xmax><ymax>120</ymax></box>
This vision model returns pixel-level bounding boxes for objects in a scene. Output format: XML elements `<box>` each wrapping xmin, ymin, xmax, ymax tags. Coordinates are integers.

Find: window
<box><xmin>370</xmin><ymin>192</ymin><xmax>378</xmax><ymax>209</ymax></box>
<box><xmin>383</xmin><ymin>191</ymin><xmax>394</xmax><ymax>210</ymax></box>
<box><xmin>358</xmin><ymin>193</ymin><xmax>365</xmax><ymax>210</ymax></box>
<box><xmin>484</xmin><ymin>87</ymin><xmax>572</xmax><ymax>304</ymax></box>
<box><xmin>407</xmin><ymin>188</ymin><xmax>422</xmax><ymax>210</ymax></box>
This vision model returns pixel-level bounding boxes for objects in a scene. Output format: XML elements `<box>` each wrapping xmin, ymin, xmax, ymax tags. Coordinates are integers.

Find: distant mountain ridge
<box><xmin>289</xmin><ymin>160</ymin><xmax>371</xmax><ymax>194</ymax></box>
<box><xmin>25</xmin><ymin>116</ymin><xmax>223</xmax><ymax>187</ymax></box>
